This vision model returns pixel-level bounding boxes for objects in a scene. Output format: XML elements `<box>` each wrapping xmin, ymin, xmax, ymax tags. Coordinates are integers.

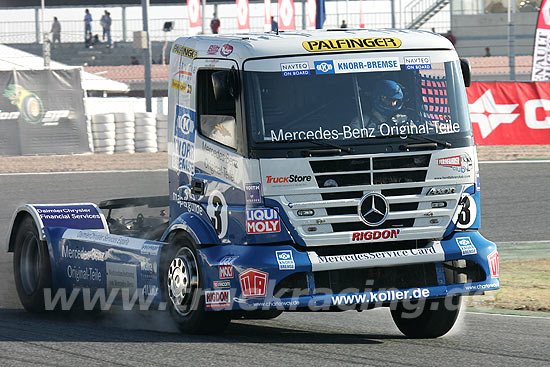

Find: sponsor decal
<box><xmin>315</xmin><ymin>245</ymin><xmax>439</xmax><ymax>264</ymax></box>
<box><xmin>246</xmin><ymin>208</ymin><xmax>280</xmax><ymax>234</ymax></box>
<box><xmin>245</xmin><ymin>182</ymin><xmax>262</xmax><ymax>205</ymax></box>
<box><xmin>35</xmin><ymin>205</ymin><xmax>104</xmax><ymax>229</ymax></box>
<box><xmin>280</xmin><ymin>61</ymin><xmax>310</xmax><ymax>77</ymax></box>
<box><xmin>141</xmin><ymin>243</ymin><xmax>161</xmax><ymax>256</ymax></box>
<box><xmin>464</xmin><ymin>283</ymin><xmax>500</xmax><ymax>291</ymax></box>
<box><xmin>332</xmin><ymin>58</ymin><xmax>400</xmax><ymax>74</ymax></box>
<box><xmin>3</xmin><ymin>84</ymin><xmax>69</xmax><ymax>125</ymax></box>
<box><xmin>171</xmin><ymin>105</ymin><xmax>195</xmax><ymax>175</ymax></box>
<box><xmin>487</xmin><ymin>250</ymin><xmax>499</xmax><ymax>278</ymax></box>
<box><xmin>331</xmin><ymin>288</ymin><xmax>430</xmax><ymax>306</ymax></box>
<box><xmin>456</xmin><ymin>237</ymin><xmax>477</xmax><ymax>256</ymax></box>
<box><xmin>403</xmin><ymin>56</ymin><xmax>432</xmax><ymax>70</ymax></box>
<box><xmin>265</xmin><ymin>174</ymin><xmax>312</xmax><ymax>184</ymax></box>
<box><xmin>314</xmin><ymin>60</ymin><xmax>335</xmax><ymax>75</ymax></box>
<box><xmin>438</xmin><ymin>153</ymin><xmax>472</xmax><ymax>174</ymax></box>
<box><xmin>174</xmin><ymin>70</ymin><xmax>193</xmax><ymax>77</ymax></box>
<box><xmin>302</xmin><ymin>37</ymin><xmax>402</xmax><ymax>52</ymax></box>
<box><xmin>219</xmin><ymin>255</ymin><xmax>238</xmax><ymax>265</ymax></box>
<box><xmin>220</xmin><ymin>44</ymin><xmax>233</xmax><ymax>56</ymax></box>
<box><xmin>269</xmin><ymin>121</ymin><xmax>459</xmax><ymax>142</ymax></box>
<box><xmin>239</xmin><ymin>268</ymin><xmax>268</xmax><ymax>298</ymax></box>
<box><xmin>207</xmin><ymin>44</ymin><xmax>220</xmax><ymax>55</ymax></box>
<box><xmin>172</xmin><ymin>44</ymin><xmax>198</xmax><ymax>59</ymax></box>
<box><xmin>219</xmin><ymin>265</ymin><xmax>234</xmax><ymax>279</ymax></box>
<box><xmin>143</xmin><ymin>284</ymin><xmax>159</xmax><ymax>297</ymax></box>
<box><xmin>63</xmin><ymin>229</ymin><xmax>152</xmax><ymax>251</ymax></box>
<box><xmin>205</xmin><ymin>290</ymin><xmax>231</xmax><ymax>309</ymax></box>
<box><xmin>427</xmin><ymin>186</ymin><xmax>456</xmax><ymax>195</ymax></box>
<box><xmin>106</xmin><ymin>262</ymin><xmax>137</xmax><ymax>294</ymax></box>
<box><xmin>275</xmin><ymin>250</ymin><xmax>295</xmax><ymax>270</ymax></box>
<box><xmin>62</xmin><ymin>244</ymin><xmax>105</xmax><ymax>262</ymax></box>
<box><xmin>438</xmin><ymin>155</ymin><xmax>461</xmax><ymax>167</ymax></box>
<box><xmin>66</xmin><ymin>265</ymin><xmax>102</xmax><ymax>283</ymax></box>
<box><xmin>351</xmin><ymin>229</ymin><xmax>400</xmax><ymax>242</ymax></box>
<box><xmin>213</xmin><ymin>280</ymin><xmax>231</xmax><ymax>289</ymax></box>
<box><xmin>171</xmin><ymin>79</ymin><xmax>192</xmax><ymax>93</ymax></box>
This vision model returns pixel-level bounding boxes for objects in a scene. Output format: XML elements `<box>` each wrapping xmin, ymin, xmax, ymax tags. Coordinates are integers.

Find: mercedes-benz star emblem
<box><xmin>358</xmin><ymin>193</ymin><xmax>389</xmax><ymax>226</ymax></box>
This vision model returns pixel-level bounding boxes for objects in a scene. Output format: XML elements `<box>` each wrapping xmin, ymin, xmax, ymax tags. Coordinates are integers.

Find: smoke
<box><xmin>99</xmin><ymin>308</ymin><xmax>180</xmax><ymax>334</ymax></box>
<box><xmin>444</xmin><ymin>296</ymin><xmax>467</xmax><ymax>337</ymax></box>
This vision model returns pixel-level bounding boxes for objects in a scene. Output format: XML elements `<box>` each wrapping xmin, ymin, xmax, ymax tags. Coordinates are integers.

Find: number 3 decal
<box><xmin>453</xmin><ymin>193</ymin><xmax>477</xmax><ymax>229</ymax></box>
<box><xmin>207</xmin><ymin>190</ymin><xmax>228</xmax><ymax>238</ymax></box>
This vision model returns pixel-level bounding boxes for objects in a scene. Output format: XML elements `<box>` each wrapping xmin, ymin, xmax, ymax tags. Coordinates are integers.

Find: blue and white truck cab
<box><xmin>6</xmin><ymin>29</ymin><xmax>499</xmax><ymax>338</ymax></box>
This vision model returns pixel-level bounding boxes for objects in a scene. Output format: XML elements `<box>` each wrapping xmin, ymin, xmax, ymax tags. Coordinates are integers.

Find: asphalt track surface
<box><xmin>0</xmin><ymin>163</ymin><xmax>549</xmax><ymax>366</ymax></box>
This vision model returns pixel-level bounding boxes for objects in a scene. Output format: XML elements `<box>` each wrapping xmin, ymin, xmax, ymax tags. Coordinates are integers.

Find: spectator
<box><xmin>340</xmin><ymin>20</ymin><xmax>348</xmax><ymax>29</ymax></box>
<box><xmin>130</xmin><ymin>56</ymin><xmax>140</xmax><ymax>65</ymax></box>
<box><xmin>271</xmin><ymin>16</ymin><xmax>278</xmax><ymax>32</ymax></box>
<box><xmin>84</xmin><ymin>9</ymin><xmax>92</xmax><ymax>45</ymax></box>
<box><xmin>210</xmin><ymin>13</ymin><xmax>220</xmax><ymax>34</ymax></box>
<box><xmin>51</xmin><ymin>17</ymin><xmax>61</xmax><ymax>46</ymax></box>
<box><xmin>104</xmin><ymin>11</ymin><xmax>112</xmax><ymax>48</ymax></box>
<box><xmin>444</xmin><ymin>30</ymin><xmax>456</xmax><ymax>46</ymax></box>
<box><xmin>484</xmin><ymin>47</ymin><xmax>491</xmax><ymax>57</ymax></box>
<box><xmin>100</xmin><ymin>11</ymin><xmax>108</xmax><ymax>41</ymax></box>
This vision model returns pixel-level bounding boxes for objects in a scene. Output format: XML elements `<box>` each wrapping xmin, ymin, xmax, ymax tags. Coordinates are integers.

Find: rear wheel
<box><xmin>390</xmin><ymin>295</ymin><xmax>461</xmax><ymax>338</ymax></box>
<box><xmin>162</xmin><ymin>231</ymin><xmax>230</xmax><ymax>334</ymax></box>
<box><xmin>13</xmin><ymin>216</ymin><xmax>53</xmax><ymax>312</ymax></box>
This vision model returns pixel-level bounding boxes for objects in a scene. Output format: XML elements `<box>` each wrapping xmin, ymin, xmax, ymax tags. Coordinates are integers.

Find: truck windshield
<box><xmin>244</xmin><ymin>54</ymin><xmax>471</xmax><ymax>146</ymax></box>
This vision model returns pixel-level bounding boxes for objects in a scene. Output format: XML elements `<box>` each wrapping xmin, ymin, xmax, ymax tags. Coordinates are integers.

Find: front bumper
<box><xmin>199</xmin><ymin>231</ymin><xmax>500</xmax><ymax>311</ymax></box>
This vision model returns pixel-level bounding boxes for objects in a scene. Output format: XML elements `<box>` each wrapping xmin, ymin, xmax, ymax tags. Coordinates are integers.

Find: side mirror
<box><xmin>460</xmin><ymin>58</ymin><xmax>471</xmax><ymax>87</ymax></box>
<box><xmin>211</xmin><ymin>67</ymin><xmax>240</xmax><ymax>101</ymax></box>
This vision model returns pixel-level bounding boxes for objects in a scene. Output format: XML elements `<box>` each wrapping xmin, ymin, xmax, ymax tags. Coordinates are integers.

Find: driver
<box><xmin>363</xmin><ymin>79</ymin><xmax>407</xmax><ymax>129</ymax></box>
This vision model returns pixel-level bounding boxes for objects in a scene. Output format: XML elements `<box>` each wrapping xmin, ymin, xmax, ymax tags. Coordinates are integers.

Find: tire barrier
<box><xmin>114</xmin><ymin>113</ymin><xmax>135</xmax><ymax>154</ymax></box>
<box><xmin>91</xmin><ymin>114</ymin><xmax>116</xmax><ymax>154</ymax></box>
<box><xmin>89</xmin><ymin>112</ymin><xmax>170</xmax><ymax>154</ymax></box>
<box><xmin>134</xmin><ymin>112</ymin><xmax>158</xmax><ymax>153</ymax></box>
<box><xmin>157</xmin><ymin>114</ymin><xmax>168</xmax><ymax>152</ymax></box>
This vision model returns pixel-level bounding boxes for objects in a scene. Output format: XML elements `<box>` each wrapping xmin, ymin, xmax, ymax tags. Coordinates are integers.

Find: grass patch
<box><xmin>466</xmin><ymin>258</ymin><xmax>550</xmax><ymax>312</ymax></box>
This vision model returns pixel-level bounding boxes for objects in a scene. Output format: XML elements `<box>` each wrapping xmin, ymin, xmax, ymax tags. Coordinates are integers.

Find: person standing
<box><xmin>51</xmin><ymin>17</ymin><xmax>61</xmax><ymax>46</ymax></box>
<box><xmin>104</xmin><ymin>11</ymin><xmax>112</xmax><ymax>48</ymax></box>
<box><xmin>100</xmin><ymin>11</ymin><xmax>108</xmax><ymax>41</ymax></box>
<box><xmin>340</xmin><ymin>20</ymin><xmax>348</xmax><ymax>28</ymax></box>
<box><xmin>271</xmin><ymin>16</ymin><xmax>278</xmax><ymax>32</ymax></box>
<box><xmin>84</xmin><ymin>9</ymin><xmax>92</xmax><ymax>44</ymax></box>
<box><xmin>210</xmin><ymin>13</ymin><xmax>220</xmax><ymax>34</ymax></box>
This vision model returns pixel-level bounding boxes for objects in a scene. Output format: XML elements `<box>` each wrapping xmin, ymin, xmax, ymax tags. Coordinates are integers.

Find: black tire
<box><xmin>13</xmin><ymin>216</ymin><xmax>53</xmax><ymax>313</ymax></box>
<box><xmin>390</xmin><ymin>295</ymin><xmax>461</xmax><ymax>338</ymax></box>
<box><xmin>161</xmin><ymin>231</ymin><xmax>230</xmax><ymax>334</ymax></box>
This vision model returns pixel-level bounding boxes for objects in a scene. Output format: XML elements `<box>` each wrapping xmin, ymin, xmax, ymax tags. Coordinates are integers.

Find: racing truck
<box><xmin>6</xmin><ymin>29</ymin><xmax>500</xmax><ymax>338</ymax></box>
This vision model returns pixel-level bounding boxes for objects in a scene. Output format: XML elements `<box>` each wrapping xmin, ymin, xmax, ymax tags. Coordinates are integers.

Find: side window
<box><xmin>197</xmin><ymin>69</ymin><xmax>238</xmax><ymax>150</ymax></box>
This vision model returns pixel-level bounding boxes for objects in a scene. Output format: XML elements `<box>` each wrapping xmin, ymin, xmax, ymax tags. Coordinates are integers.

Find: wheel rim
<box><xmin>19</xmin><ymin>232</ymin><xmax>41</xmax><ymax>295</ymax></box>
<box><xmin>167</xmin><ymin>247</ymin><xmax>199</xmax><ymax>316</ymax></box>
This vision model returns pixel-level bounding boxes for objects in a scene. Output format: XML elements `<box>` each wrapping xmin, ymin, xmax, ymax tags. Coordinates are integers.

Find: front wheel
<box><xmin>162</xmin><ymin>231</ymin><xmax>230</xmax><ymax>334</ymax></box>
<box><xmin>390</xmin><ymin>295</ymin><xmax>462</xmax><ymax>338</ymax></box>
<box><xmin>13</xmin><ymin>216</ymin><xmax>53</xmax><ymax>312</ymax></box>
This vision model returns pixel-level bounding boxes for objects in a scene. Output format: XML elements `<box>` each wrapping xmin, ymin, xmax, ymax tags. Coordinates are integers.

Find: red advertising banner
<box><xmin>187</xmin><ymin>0</ymin><xmax>201</xmax><ymax>29</ymax></box>
<box><xmin>264</xmin><ymin>0</ymin><xmax>271</xmax><ymax>31</ymax></box>
<box><xmin>278</xmin><ymin>0</ymin><xmax>296</xmax><ymax>31</ymax></box>
<box><xmin>467</xmin><ymin>82</ymin><xmax>550</xmax><ymax>145</ymax></box>
<box><xmin>236</xmin><ymin>0</ymin><xmax>250</xmax><ymax>31</ymax></box>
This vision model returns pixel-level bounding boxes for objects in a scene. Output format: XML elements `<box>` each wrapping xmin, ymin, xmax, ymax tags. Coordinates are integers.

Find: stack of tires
<box><xmin>91</xmin><ymin>114</ymin><xmax>116</xmax><ymax>154</ymax></box>
<box><xmin>134</xmin><ymin>112</ymin><xmax>158</xmax><ymax>153</ymax></box>
<box><xmin>156</xmin><ymin>114</ymin><xmax>168</xmax><ymax>152</ymax></box>
<box><xmin>114</xmin><ymin>112</ymin><xmax>135</xmax><ymax>154</ymax></box>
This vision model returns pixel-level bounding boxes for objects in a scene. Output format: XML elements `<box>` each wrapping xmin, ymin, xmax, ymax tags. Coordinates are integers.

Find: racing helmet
<box><xmin>373</xmin><ymin>80</ymin><xmax>404</xmax><ymax>118</ymax></box>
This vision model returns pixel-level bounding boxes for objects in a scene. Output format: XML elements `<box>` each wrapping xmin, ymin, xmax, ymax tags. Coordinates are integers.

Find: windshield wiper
<box><xmin>268</xmin><ymin>139</ymin><xmax>354</xmax><ymax>155</ymax></box>
<box><xmin>400</xmin><ymin>135</ymin><xmax>451</xmax><ymax>151</ymax></box>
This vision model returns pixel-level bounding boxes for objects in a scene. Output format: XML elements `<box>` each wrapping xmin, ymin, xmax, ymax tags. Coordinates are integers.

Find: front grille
<box><xmin>279</xmin><ymin>152</ymin><xmax>463</xmax><ymax>246</ymax></box>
